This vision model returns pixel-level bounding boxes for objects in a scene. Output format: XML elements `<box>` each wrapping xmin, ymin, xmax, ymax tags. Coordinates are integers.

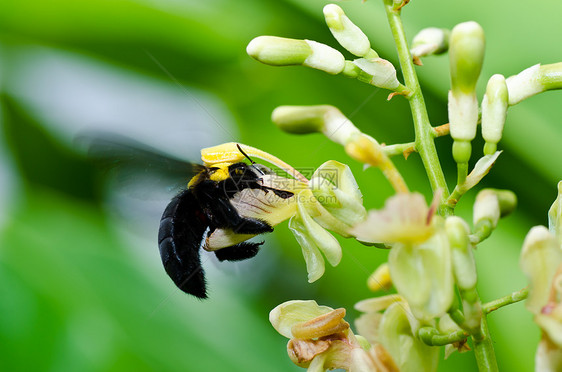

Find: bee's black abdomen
<box><xmin>158</xmin><ymin>190</ymin><xmax>210</xmax><ymax>299</ymax></box>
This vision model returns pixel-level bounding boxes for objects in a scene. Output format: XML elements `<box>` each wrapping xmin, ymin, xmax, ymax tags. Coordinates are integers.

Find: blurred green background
<box><xmin>0</xmin><ymin>0</ymin><xmax>561</xmax><ymax>371</ymax></box>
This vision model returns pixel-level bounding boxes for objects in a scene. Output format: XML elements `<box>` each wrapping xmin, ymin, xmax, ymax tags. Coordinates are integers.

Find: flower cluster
<box><xmin>240</xmin><ymin>1</ymin><xmax>562</xmax><ymax>371</ymax></box>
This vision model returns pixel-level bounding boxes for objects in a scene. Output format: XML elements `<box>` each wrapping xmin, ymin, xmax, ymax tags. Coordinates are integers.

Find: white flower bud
<box><xmin>506</xmin><ymin>63</ymin><xmax>562</xmax><ymax>105</ymax></box>
<box><xmin>481</xmin><ymin>74</ymin><xmax>509</xmax><ymax>155</ymax></box>
<box><xmin>448</xmin><ymin>91</ymin><xmax>479</xmax><ymax>141</ymax></box>
<box><xmin>411</xmin><ymin>27</ymin><xmax>450</xmax><ymax>58</ymax></box>
<box><xmin>353</xmin><ymin>58</ymin><xmax>400</xmax><ymax>90</ymax></box>
<box><xmin>323</xmin><ymin>4</ymin><xmax>372</xmax><ymax>57</ymax></box>
<box><xmin>247</xmin><ymin>36</ymin><xmax>345</xmax><ymax>75</ymax></box>
<box><xmin>505</xmin><ymin>64</ymin><xmax>542</xmax><ymax>106</ymax></box>
<box><xmin>304</xmin><ymin>40</ymin><xmax>346</xmax><ymax>74</ymax></box>
<box><xmin>473</xmin><ymin>189</ymin><xmax>500</xmax><ymax>229</ymax></box>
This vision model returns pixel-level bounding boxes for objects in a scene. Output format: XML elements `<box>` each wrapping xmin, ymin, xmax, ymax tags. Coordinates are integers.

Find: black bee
<box><xmin>86</xmin><ymin>137</ymin><xmax>298</xmax><ymax>299</ymax></box>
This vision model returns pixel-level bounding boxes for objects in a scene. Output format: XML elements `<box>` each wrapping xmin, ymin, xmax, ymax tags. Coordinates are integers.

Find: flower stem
<box><xmin>483</xmin><ymin>287</ymin><xmax>529</xmax><ymax>314</ymax></box>
<box><xmin>381</xmin><ymin>0</ymin><xmax>452</xmax><ymax>216</ymax></box>
<box><xmin>418</xmin><ymin>326</ymin><xmax>469</xmax><ymax>346</ymax></box>
<box><xmin>472</xmin><ymin>315</ymin><xmax>499</xmax><ymax>372</ymax></box>
<box><xmin>383</xmin><ymin>142</ymin><xmax>416</xmax><ymax>157</ymax></box>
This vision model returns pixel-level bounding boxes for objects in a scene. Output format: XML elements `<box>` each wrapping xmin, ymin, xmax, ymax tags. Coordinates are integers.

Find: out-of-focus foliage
<box><xmin>0</xmin><ymin>0</ymin><xmax>560</xmax><ymax>371</ymax></box>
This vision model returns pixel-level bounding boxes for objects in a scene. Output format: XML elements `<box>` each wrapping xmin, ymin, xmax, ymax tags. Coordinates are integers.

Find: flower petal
<box><xmin>520</xmin><ymin>226</ymin><xmax>562</xmax><ymax>314</ymax></box>
<box><xmin>351</xmin><ymin>193</ymin><xmax>434</xmax><ymax>245</ymax></box>
<box><xmin>289</xmin><ymin>213</ymin><xmax>326</xmax><ymax>283</ymax></box>
<box><xmin>270</xmin><ymin>300</ymin><xmax>334</xmax><ymax>339</ymax></box>
<box><xmin>389</xmin><ymin>229</ymin><xmax>454</xmax><ymax>321</ymax></box>
<box><xmin>549</xmin><ymin>181</ymin><xmax>562</xmax><ymax>243</ymax></box>
<box><xmin>310</xmin><ymin>160</ymin><xmax>367</xmax><ymax>227</ymax></box>
<box><xmin>379</xmin><ymin>303</ymin><xmax>439</xmax><ymax>372</ymax></box>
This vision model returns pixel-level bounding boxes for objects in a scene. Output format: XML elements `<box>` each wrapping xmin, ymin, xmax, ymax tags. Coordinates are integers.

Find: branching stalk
<box><xmin>381</xmin><ymin>0</ymin><xmax>452</xmax><ymax>216</ymax></box>
<box><xmin>483</xmin><ymin>288</ymin><xmax>529</xmax><ymax>314</ymax></box>
<box><xmin>382</xmin><ymin>2</ymin><xmax>498</xmax><ymax>370</ymax></box>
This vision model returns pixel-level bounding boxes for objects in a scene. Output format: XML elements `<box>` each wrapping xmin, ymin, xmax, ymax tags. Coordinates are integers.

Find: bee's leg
<box><xmin>214</xmin><ymin>241</ymin><xmax>264</xmax><ymax>262</ymax></box>
<box><xmin>198</xmin><ymin>191</ymin><xmax>274</xmax><ymax>234</ymax></box>
<box><xmin>231</xmin><ymin>216</ymin><xmax>273</xmax><ymax>234</ymax></box>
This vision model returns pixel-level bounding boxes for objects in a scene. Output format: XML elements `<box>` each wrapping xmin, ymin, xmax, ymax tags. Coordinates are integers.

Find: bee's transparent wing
<box><xmin>80</xmin><ymin>132</ymin><xmax>204</xmax><ymax>197</ymax></box>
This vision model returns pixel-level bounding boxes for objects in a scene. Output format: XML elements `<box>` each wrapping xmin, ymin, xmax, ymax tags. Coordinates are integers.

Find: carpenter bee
<box><xmin>87</xmin><ymin>137</ymin><xmax>306</xmax><ymax>298</ymax></box>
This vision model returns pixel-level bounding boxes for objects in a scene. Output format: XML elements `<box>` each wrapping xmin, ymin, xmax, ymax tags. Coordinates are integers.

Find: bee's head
<box><xmin>227</xmin><ymin>162</ymin><xmax>273</xmax><ymax>183</ymax></box>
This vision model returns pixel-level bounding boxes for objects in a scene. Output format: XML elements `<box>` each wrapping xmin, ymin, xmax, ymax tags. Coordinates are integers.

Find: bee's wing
<box><xmin>80</xmin><ymin>132</ymin><xmax>204</xmax><ymax>197</ymax></box>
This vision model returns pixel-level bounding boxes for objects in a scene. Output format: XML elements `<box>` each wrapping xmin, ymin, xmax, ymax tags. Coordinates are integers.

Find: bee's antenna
<box><xmin>237</xmin><ymin>143</ymin><xmax>264</xmax><ymax>175</ymax></box>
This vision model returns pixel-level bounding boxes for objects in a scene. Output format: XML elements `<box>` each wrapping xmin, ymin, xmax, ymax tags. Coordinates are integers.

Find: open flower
<box><xmin>289</xmin><ymin>160</ymin><xmax>367</xmax><ymax>282</ymax></box>
<box><xmin>351</xmin><ymin>192</ymin><xmax>439</xmax><ymax>245</ymax></box>
<box><xmin>270</xmin><ymin>300</ymin><xmax>359</xmax><ymax>371</ymax></box>
<box><xmin>271</xmin><ymin>300</ymin><xmax>398</xmax><ymax>372</ymax></box>
<box><xmin>201</xmin><ymin>143</ymin><xmax>366</xmax><ymax>282</ymax></box>
<box><xmin>355</xmin><ymin>295</ymin><xmax>439</xmax><ymax>372</ymax></box>
<box><xmin>351</xmin><ymin>192</ymin><xmax>454</xmax><ymax>321</ymax></box>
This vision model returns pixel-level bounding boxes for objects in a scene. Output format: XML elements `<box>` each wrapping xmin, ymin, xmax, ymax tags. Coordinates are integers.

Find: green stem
<box><xmin>472</xmin><ymin>315</ymin><xmax>499</xmax><ymax>372</ymax></box>
<box><xmin>469</xmin><ymin>220</ymin><xmax>494</xmax><ymax>245</ymax></box>
<box><xmin>457</xmin><ymin>162</ymin><xmax>468</xmax><ymax>188</ymax></box>
<box><xmin>383</xmin><ymin>141</ymin><xmax>416</xmax><ymax>157</ymax></box>
<box><xmin>382</xmin><ymin>1</ymin><xmax>452</xmax><ymax>216</ymax></box>
<box><xmin>418</xmin><ymin>327</ymin><xmax>469</xmax><ymax>346</ymax></box>
<box><xmin>483</xmin><ymin>287</ymin><xmax>529</xmax><ymax>314</ymax></box>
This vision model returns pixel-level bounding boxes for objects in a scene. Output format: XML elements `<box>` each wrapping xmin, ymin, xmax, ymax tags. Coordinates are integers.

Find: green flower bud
<box><xmin>411</xmin><ymin>27</ymin><xmax>450</xmax><ymax>59</ymax></box>
<box><xmin>271</xmin><ymin>105</ymin><xmax>360</xmax><ymax>145</ymax></box>
<box><xmin>446</xmin><ymin>216</ymin><xmax>477</xmax><ymax>291</ymax></box>
<box><xmin>520</xmin><ymin>226</ymin><xmax>562</xmax><ymax>315</ymax></box>
<box><xmin>452</xmin><ymin>140</ymin><xmax>472</xmax><ymax>164</ymax></box>
<box><xmin>548</xmin><ymin>181</ymin><xmax>562</xmax><ymax>242</ymax></box>
<box><xmin>323</xmin><ymin>4</ymin><xmax>374</xmax><ymax>58</ymax></box>
<box><xmin>481</xmin><ymin>74</ymin><xmax>509</xmax><ymax>155</ymax></box>
<box><xmin>448</xmin><ymin>21</ymin><xmax>485</xmax><ymax>142</ymax></box>
<box><xmin>506</xmin><ymin>63</ymin><xmax>562</xmax><ymax>106</ymax></box>
<box><xmin>482</xmin><ymin>188</ymin><xmax>517</xmax><ymax>217</ymax></box>
<box><xmin>353</xmin><ymin>58</ymin><xmax>400</xmax><ymax>90</ymax></box>
<box><xmin>247</xmin><ymin>36</ymin><xmax>345</xmax><ymax>74</ymax></box>
<box><xmin>449</xmin><ymin>21</ymin><xmax>485</xmax><ymax>95</ymax></box>
<box><xmin>389</xmin><ymin>227</ymin><xmax>455</xmax><ymax>321</ymax></box>
<box><xmin>473</xmin><ymin>189</ymin><xmax>501</xmax><ymax>229</ymax></box>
